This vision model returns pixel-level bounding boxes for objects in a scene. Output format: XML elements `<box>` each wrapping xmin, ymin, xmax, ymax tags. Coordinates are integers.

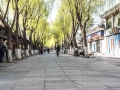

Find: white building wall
<box><xmin>104</xmin><ymin>0</ymin><xmax>120</xmax><ymax>12</ymax></box>
<box><xmin>87</xmin><ymin>39</ymin><xmax>105</xmax><ymax>53</ymax></box>
<box><xmin>101</xmin><ymin>38</ymin><xmax>106</xmax><ymax>53</ymax></box>
<box><xmin>92</xmin><ymin>41</ymin><xmax>96</xmax><ymax>52</ymax></box>
<box><xmin>87</xmin><ymin>43</ymin><xmax>90</xmax><ymax>53</ymax></box>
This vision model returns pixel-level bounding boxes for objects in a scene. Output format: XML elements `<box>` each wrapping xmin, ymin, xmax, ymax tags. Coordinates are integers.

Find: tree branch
<box><xmin>84</xmin><ymin>0</ymin><xmax>91</xmax><ymax>27</ymax></box>
<box><xmin>3</xmin><ymin>0</ymin><xmax>11</xmax><ymax>21</ymax></box>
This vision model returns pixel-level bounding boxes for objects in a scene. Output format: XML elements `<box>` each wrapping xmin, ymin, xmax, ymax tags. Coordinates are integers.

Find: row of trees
<box><xmin>0</xmin><ymin>0</ymin><xmax>106</xmax><ymax>61</ymax></box>
<box><xmin>0</xmin><ymin>0</ymin><xmax>54</xmax><ymax>62</ymax></box>
<box><xmin>51</xmin><ymin>0</ymin><xmax>105</xmax><ymax>57</ymax></box>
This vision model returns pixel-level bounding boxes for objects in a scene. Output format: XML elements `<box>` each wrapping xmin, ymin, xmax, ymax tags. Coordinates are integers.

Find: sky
<box><xmin>47</xmin><ymin>0</ymin><xmax>60</xmax><ymax>23</ymax></box>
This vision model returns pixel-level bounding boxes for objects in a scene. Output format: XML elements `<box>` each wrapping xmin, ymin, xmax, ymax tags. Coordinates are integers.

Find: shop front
<box><xmin>87</xmin><ymin>30</ymin><xmax>104</xmax><ymax>53</ymax></box>
<box><xmin>105</xmin><ymin>27</ymin><xmax>120</xmax><ymax>55</ymax></box>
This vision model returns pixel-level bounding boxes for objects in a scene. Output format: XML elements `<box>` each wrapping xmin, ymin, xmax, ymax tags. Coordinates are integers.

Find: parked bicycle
<box><xmin>73</xmin><ymin>47</ymin><xmax>97</xmax><ymax>58</ymax></box>
<box><xmin>89</xmin><ymin>51</ymin><xmax>97</xmax><ymax>58</ymax></box>
<box><xmin>64</xmin><ymin>49</ymin><xmax>68</xmax><ymax>54</ymax></box>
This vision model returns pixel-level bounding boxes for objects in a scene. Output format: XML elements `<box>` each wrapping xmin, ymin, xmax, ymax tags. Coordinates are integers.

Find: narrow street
<box><xmin>0</xmin><ymin>53</ymin><xmax>120</xmax><ymax>90</ymax></box>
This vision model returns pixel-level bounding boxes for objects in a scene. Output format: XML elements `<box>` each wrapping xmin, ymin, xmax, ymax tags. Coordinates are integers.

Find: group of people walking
<box><xmin>38</xmin><ymin>44</ymin><xmax>61</xmax><ymax>57</ymax></box>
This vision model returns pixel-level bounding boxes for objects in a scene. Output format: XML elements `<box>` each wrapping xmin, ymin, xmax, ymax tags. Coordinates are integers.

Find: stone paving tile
<box><xmin>110</xmin><ymin>88</ymin><xmax>120</xmax><ymax>90</ymax></box>
<box><xmin>44</xmin><ymin>89</ymin><xmax>77</xmax><ymax>90</ymax></box>
<box><xmin>0</xmin><ymin>88</ymin><xmax>14</xmax><ymax>90</ymax></box>
<box><xmin>101</xmin><ymin>82</ymin><xmax>120</xmax><ymax>88</ymax></box>
<box><xmin>94</xmin><ymin>78</ymin><xmax>120</xmax><ymax>82</ymax></box>
<box><xmin>72</xmin><ymin>81</ymin><xmax>109</xmax><ymax>90</ymax></box>
<box><xmin>0</xmin><ymin>79</ymin><xmax>19</xmax><ymax>85</ymax></box>
<box><xmin>25</xmin><ymin>71</ymin><xmax>45</xmax><ymax>77</ymax></box>
<box><xmin>64</xmin><ymin>71</ymin><xmax>85</xmax><ymax>75</ymax></box>
<box><xmin>0</xmin><ymin>84</ymin><xmax>15</xmax><ymax>88</ymax></box>
<box><xmin>1</xmin><ymin>54</ymin><xmax>120</xmax><ymax>90</ymax></box>
<box><xmin>12</xmin><ymin>86</ymin><xmax>44</xmax><ymax>90</ymax></box>
<box><xmin>0</xmin><ymin>60</ymin><xmax>17</xmax><ymax>70</ymax></box>
<box><xmin>71</xmin><ymin>78</ymin><xmax>98</xmax><ymax>82</ymax></box>
<box><xmin>44</xmin><ymin>82</ymin><xmax>76</xmax><ymax>89</ymax></box>
<box><xmin>46</xmin><ymin>72</ymin><xmax>65</xmax><ymax>75</ymax></box>
<box><xmin>45</xmin><ymin>75</ymin><xmax>69</xmax><ymax>80</ymax></box>
<box><xmin>73</xmin><ymin>82</ymin><xmax>107</xmax><ymax>88</ymax></box>
<box><xmin>76</xmin><ymin>87</ymin><xmax>110</xmax><ymax>90</ymax></box>
<box><xmin>45</xmin><ymin>80</ymin><xmax>72</xmax><ymax>84</ymax></box>
<box><xmin>25</xmin><ymin>74</ymin><xmax>45</xmax><ymax>78</ymax></box>
<box><xmin>15</xmin><ymin>81</ymin><xmax>44</xmax><ymax>87</ymax></box>
<box><xmin>66</xmin><ymin>74</ymin><xmax>93</xmax><ymax>78</ymax></box>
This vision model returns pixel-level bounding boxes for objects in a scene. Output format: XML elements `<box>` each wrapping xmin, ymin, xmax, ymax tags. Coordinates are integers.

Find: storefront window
<box><xmin>90</xmin><ymin>42</ymin><xmax>92</xmax><ymax>51</ymax></box>
<box><xmin>107</xmin><ymin>22</ymin><xmax>111</xmax><ymax>29</ymax></box>
<box><xmin>118</xmin><ymin>18</ymin><xmax>120</xmax><ymax>26</ymax></box>
<box><xmin>106</xmin><ymin>17</ymin><xmax>112</xmax><ymax>29</ymax></box>
<box><xmin>96</xmin><ymin>40</ymin><xmax>100</xmax><ymax>52</ymax></box>
<box><xmin>114</xmin><ymin>14</ymin><xmax>118</xmax><ymax>27</ymax></box>
<box><xmin>117</xmin><ymin>13</ymin><xmax>120</xmax><ymax>26</ymax></box>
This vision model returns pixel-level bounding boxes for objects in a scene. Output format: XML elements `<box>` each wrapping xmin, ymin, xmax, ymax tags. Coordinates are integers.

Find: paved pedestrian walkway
<box><xmin>0</xmin><ymin>53</ymin><xmax>120</xmax><ymax>90</ymax></box>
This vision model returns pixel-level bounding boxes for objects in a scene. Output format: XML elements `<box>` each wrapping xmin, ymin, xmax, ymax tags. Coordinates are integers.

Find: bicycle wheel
<box><xmin>91</xmin><ymin>51</ymin><xmax>97</xmax><ymax>58</ymax></box>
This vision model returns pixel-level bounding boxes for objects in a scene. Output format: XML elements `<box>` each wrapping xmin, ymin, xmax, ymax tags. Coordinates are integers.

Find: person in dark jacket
<box><xmin>47</xmin><ymin>48</ymin><xmax>50</xmax><ymax>54</ymax></box>
<box><xmin>0</xmin><ymin>39</ymin><xmax>6</xmax><ymax>62</ymax></box>
<box><xmin>56</xmin><ymin>45</ymin><xmax>60</xmax><ymax>56</ymax></box>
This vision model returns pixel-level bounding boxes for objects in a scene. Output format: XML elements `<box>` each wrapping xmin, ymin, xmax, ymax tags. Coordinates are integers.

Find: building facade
<box><xmin>101</xmin><ymin>1</ymin><xmax>120</xmax><ymax>55</ymax></box>
<box><xmin>105</xmin><ymin>27</ymin><xmax>120</xmax><ymax>55</ymax></box>
<box><xmin>86</xmin><ymin>27</ymin><xmax>105</xmax><ymax>53</ymax></box>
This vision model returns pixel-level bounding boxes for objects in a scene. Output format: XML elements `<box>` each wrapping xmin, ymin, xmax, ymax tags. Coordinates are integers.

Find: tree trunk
<box><xmin>21</xmin><ymin>38</ymin><xmax>25</xmax><ymax>58</ymax></box>
<box><xmin>15</xmin><ymin>0</ymin><xmax>22</xmax><ymax>59</ymax></box>
<box><xmin>15</xmin><ymin>19</ymin><xmax>22</xmax><ymax>59</ymax></box>
<box><xmin>71</xmin><ymin>20</ymin><xmax>77</xmax><ymax>48</ymax></box>
<box><xmin>83</xmin><ymin>29</ymin><xmax>89</xmax><ymax>57</ymax></box>
<box><xmin>78</xmin><ymin>17</ymin><xmax>89</xmax><ymax>57</ymax></box>
<box><xmin>7</xmin><ymin>31</ymin><xmax>12</xmax><ymax>62</ymax></box>
<box><xmin>73</xmin><ymin>37</ymin><xmax>77</xmax><ymax>47</ymax></box>
<box><xmin>83</xmin><ymin>30</ymin><xmax>87</xmax><ymax>47</ymax></box>
<box><xmin>23</xmin><ymin>30</ymin><xmax>29</xmax><ymax>56</ymax></box>
<box><xmin>72</xmin><ymin>33</ymin><xmax>77</xmax><ymax>48</ymax></box>
<box><xmin>30</xmin><ymin>32</ymin><xmax>34</xmax><ymax>55</ymax></box>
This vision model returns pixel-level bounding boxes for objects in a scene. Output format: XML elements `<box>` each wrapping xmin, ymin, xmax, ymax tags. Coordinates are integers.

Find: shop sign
<box><xmin>109</xmin><ymin>27</ymin><xmax>118</xmax><ymax>35</ymax></box>
<box><xmin>86</xmin><ymin>30</ymin><xmax>104</xmax><ymax>42</ymax></box>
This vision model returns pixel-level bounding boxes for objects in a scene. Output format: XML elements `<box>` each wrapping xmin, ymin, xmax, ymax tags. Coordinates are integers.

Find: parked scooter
<box><xmin>73</xmin><ymin>48</ymin><xmax>84</xmax><ymax>57</ymax></box>
<box><xmin>64</xmin><ymin>49</ymin><xmax>68</xmax><ymax>54</ymax></box>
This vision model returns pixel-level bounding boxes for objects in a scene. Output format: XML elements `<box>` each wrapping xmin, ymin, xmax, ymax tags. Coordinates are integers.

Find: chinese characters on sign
<box><xmin>109</xmin><ymin>27</ymin><xmax>118</xmax><ymax>35</ymax></box>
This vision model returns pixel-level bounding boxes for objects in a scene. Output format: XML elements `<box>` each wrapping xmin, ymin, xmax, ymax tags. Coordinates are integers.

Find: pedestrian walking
<box><xmin>0</xmin><ymin>39</ymin><xmax>6</xmax><ymax>62</ymax></box>
<box><xmin>39</xmin><ymin>48</ymin><xmax>43</xmax><ymax>54</ymax></box>
<box><xmin>56</xmin><ymin>45</ymin><xmax>60</xmax><ymax>57</ymax></box>
<box><xmin>47</xmin><ymin>48</ymin><xmax>50</xmax><ymax>54</ymax></box>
